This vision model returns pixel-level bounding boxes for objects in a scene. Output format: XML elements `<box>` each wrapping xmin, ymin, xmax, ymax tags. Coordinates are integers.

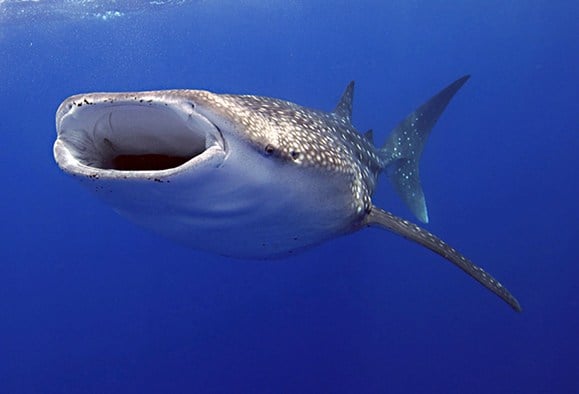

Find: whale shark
<box><xmin>53</xmin><ymin>76</ymin><xmax>521</xmax><ymax>311</ymax></box>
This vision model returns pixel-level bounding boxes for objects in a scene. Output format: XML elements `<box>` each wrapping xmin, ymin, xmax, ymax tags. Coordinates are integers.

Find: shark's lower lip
<box><xmin>54</xmin><ymin>95</ymin><xmax>225</xmax><ymax>179</ymax></box>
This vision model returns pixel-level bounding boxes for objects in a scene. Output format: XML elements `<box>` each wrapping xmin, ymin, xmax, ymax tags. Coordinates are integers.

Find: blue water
<box><xmin>1</xmin><ymin>1</ymin><xmax>578</xmax><ymax>392</ymax></box>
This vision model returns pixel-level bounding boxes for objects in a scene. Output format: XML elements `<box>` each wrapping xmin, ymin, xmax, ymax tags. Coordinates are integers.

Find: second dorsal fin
<box><xmin>364</xmin><ymin>129</ymin><xmax>374</xmax><ymax>144</ymax></box>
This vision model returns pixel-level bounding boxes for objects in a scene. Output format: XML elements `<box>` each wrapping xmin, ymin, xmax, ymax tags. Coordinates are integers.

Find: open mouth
<box><xmin>54</xmin><ymin>94</ymin><xmax>225</xmax><ymax>177</ymax></box>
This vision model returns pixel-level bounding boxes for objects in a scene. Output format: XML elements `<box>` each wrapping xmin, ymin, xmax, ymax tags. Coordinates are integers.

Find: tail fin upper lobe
<box><xmin>381</xmin><ymin>75</ymin><xmax>470</xmax><ymax>223</ymax></box>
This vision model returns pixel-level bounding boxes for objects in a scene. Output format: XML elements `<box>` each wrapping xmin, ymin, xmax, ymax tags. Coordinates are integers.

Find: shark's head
<box><xmin>54</xmin><ymin>89</ymin><xmax>362</xmax><ymax>257</ymax></box>
<box><xmin>54</xmin><ymin>91</ymin><xmax>226</xmax><ymax>179</ymax></box>
<box><xmin>54</xmin><ymin>90</ymin><xmax>357</xmax><ymax>182</ymax></box>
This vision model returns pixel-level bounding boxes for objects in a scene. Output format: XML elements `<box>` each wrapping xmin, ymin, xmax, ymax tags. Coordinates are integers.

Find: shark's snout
<box><xmin>54</xmin><ymin>92</ymin><xmax>225</xmax><ymax>179</ymax></box>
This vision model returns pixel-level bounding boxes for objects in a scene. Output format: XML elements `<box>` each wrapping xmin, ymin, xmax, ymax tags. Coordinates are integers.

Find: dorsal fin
<box><xmin>334</xmin><ymin>81</ymin><xmax>354</xmax><ymax>122</ymax></box>
<box><xmin>364</xmin><ymin>129</ymin><xmax>374</xmax><ymax>144</ymax></box>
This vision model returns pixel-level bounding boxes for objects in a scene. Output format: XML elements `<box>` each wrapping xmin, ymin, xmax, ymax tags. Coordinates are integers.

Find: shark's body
<box><xmin>54</xmin><ymin>76</ymin><xmax>521</xmax><ymax>311</ymax></box>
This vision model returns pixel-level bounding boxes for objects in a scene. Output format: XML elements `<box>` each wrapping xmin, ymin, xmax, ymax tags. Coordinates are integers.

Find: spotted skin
<box><xmin>188</xmin><ymin>89</ymin><xmax>383</xmax><ymax>215</ymax></box>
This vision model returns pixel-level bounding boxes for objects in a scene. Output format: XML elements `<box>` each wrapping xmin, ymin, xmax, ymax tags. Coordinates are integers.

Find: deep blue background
<box><xmin>1</xmin><ymin>1</ymin><xmax>578</xmax><ymax>392</ymax></box>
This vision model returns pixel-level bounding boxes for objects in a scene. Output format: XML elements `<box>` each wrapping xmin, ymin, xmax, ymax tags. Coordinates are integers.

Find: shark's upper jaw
<box><xmin>54</xmin><ymin>92</ymin><xmax>226</xmax><ymax>179</ymax></box>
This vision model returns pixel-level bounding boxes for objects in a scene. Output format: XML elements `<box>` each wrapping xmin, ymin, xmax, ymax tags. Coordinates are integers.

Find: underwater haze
<box><xmin>1</xmin><ymin>0</ymin><xmax>578</xmax><ymax>392</ymax></box>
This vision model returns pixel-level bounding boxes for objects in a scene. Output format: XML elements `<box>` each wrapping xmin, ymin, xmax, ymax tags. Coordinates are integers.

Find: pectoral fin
<box><xmin>365</xmin><ymin>205</ymin><xmax>521</xmax><ymax>312</ymax></box>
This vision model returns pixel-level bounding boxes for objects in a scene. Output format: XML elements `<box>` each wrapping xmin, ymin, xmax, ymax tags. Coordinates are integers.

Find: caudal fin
<box><xmin>381</xmin><ymin>75</ymin><xmax>470</xmax><ymax>223</ymax></box>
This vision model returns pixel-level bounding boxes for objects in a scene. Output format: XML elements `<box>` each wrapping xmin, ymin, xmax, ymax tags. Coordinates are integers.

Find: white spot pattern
<box><xmin>189</xmin><ymin>91</ymin><xmax>384</xmax><ymax>214</ymax></box>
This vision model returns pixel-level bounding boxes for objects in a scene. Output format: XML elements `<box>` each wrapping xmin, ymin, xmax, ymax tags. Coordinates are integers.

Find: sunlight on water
<box><xmin>0</xmin><ymin>0</ymin><xmax>192</xmax><ymax>24</ymax></box>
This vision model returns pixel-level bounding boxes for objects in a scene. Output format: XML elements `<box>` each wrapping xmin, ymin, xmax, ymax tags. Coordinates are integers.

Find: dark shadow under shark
<box><xmin>53</xmin><ymin>75</ymin><xmax>521</xmax><ymax>312</ymax></box>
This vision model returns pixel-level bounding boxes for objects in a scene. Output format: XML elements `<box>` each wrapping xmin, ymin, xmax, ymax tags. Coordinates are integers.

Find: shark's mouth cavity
<box><xmin>90</xmin><ymin>106</ymin><xmax>205</xmax><ymax>171</ymax></box>
<box><xmin>110</xmin><ymin>153</ymin><xmax>192</xmax><ymax>171</ymax></box>
<box><xmin>55</xmin><ymin>98</ymin><xmax>225</xmax><ymax>177</ymax></box>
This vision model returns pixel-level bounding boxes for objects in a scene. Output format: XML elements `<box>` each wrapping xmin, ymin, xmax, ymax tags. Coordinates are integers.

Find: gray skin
<box><xmin>54</xmin><ymin>76</ymin><xmax>521</xmax><ymax>312</ymax></box>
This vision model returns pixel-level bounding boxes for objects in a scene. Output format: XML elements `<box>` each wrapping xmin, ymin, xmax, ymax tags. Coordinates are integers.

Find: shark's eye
<box><xmin>290</xmin><ymin>150</ymin><xmax>300</xmax><ymax>160</ymax></box>
<box><xmin>264</xmin><ymin>144</ymin><xmax>275</xmax><ymax>155</ymax></box>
